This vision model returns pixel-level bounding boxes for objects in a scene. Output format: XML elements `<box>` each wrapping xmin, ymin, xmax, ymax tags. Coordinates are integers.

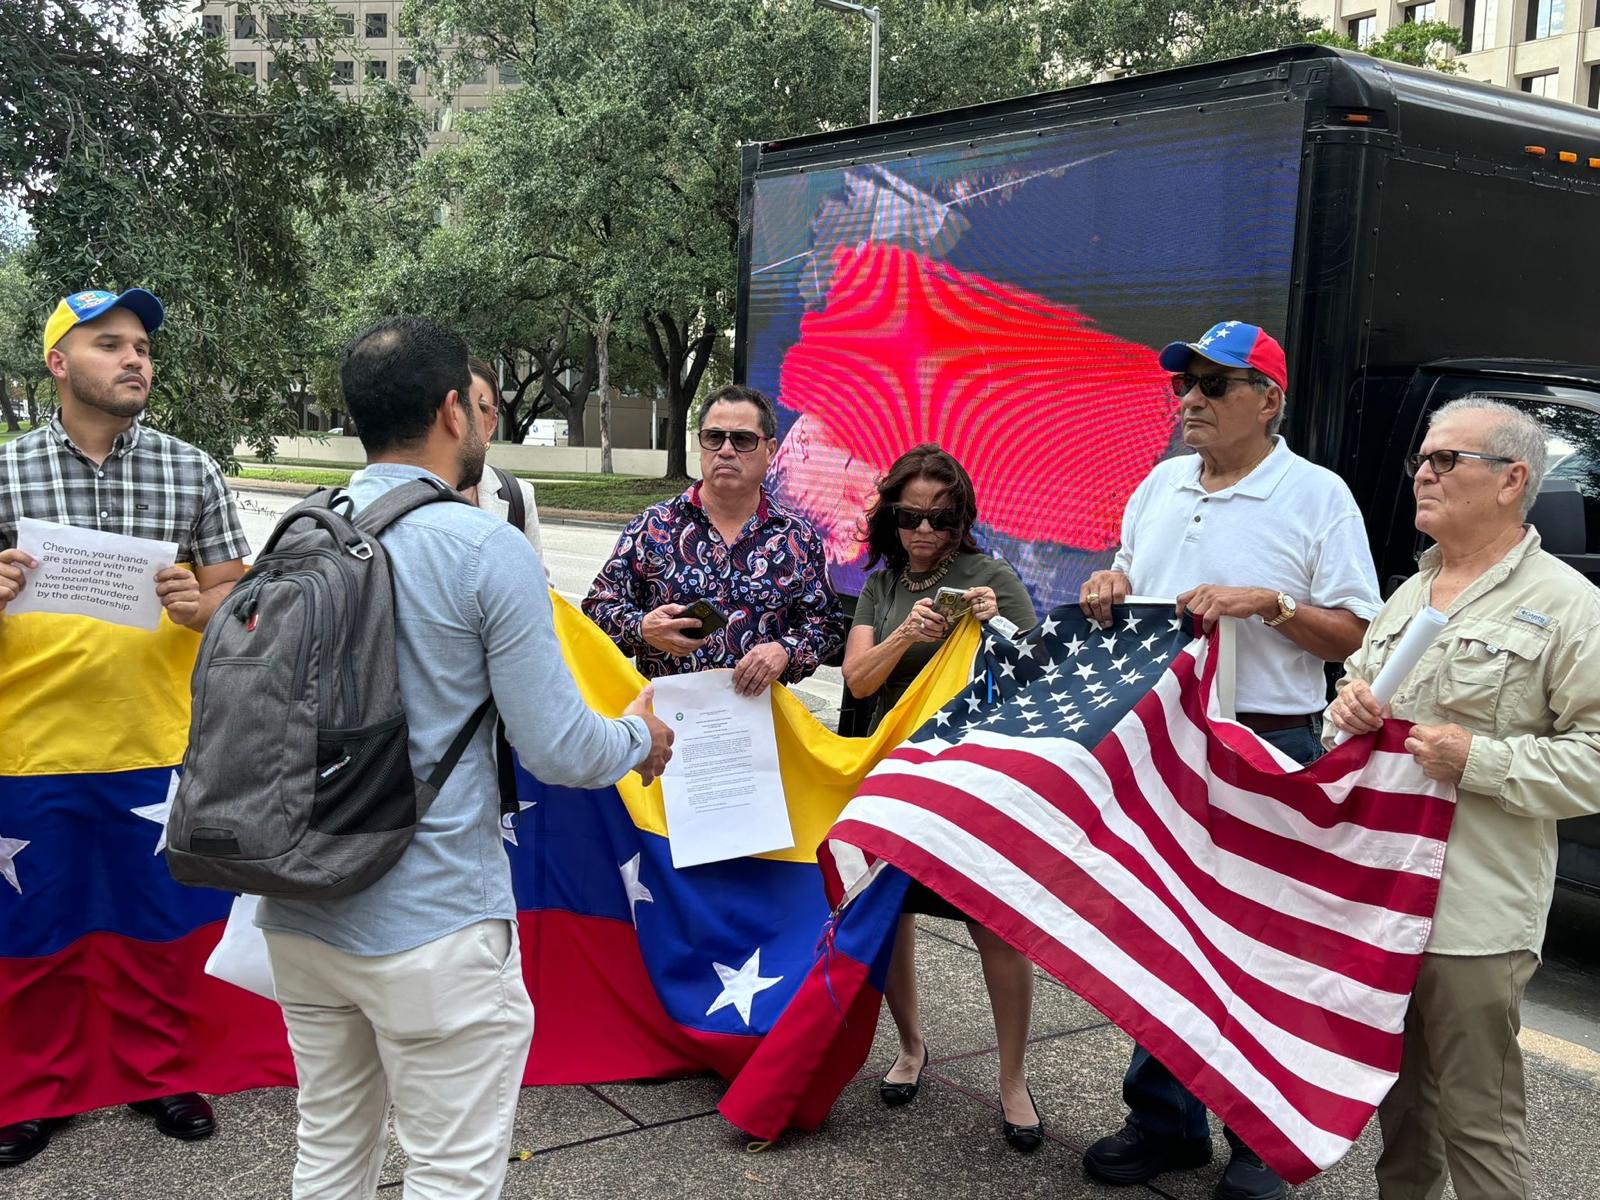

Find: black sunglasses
<box><xmin>1170</xmin><ymin>372</ymin><xmax>1253</xmax><ymax>399</ymax></box>
<box><xmin>893</xmin><ymin>504</ymin><xmax>962</xmax><ymax>533</ymax></box>
<box><xmin>699</xmin><ymin>428</ymin><xmax>766</xmax><ymax>453</ymax></box>
<box><xmin>1404</xmin><ymin>449</ymin><xmax>1516</xmax><ymax>478</ymax></box>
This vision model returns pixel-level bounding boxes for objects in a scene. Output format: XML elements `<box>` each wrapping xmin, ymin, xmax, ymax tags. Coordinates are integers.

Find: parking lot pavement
<box><xmin>9</xmin><ymin>917</ymin><xmax>1600</xmax><ymax>1199</ymax></box>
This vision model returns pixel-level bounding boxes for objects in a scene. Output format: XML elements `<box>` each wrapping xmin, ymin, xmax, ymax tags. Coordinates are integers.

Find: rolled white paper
<box><xmin>1333</xmin><ymin>605</ymin><xmax>1449</xmax><ymax>745</ymax></box>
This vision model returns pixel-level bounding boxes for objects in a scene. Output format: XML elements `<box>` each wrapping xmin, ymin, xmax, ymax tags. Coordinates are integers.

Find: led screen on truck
<box><xmin>745</xmin><ymin>97</ymin><xmax>1306</xmax><ymax>610</ymax></box>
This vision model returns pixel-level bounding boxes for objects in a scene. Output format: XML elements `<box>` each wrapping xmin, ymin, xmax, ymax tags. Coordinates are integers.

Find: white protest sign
<box><xmin>9</xmin><ymin>518</ymin><xmax>177</xmax><ymax>630</ymax></box>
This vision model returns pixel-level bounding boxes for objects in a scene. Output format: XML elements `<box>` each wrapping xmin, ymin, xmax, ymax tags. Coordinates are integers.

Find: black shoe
<box><xmin>878</xmin><ymin>1045</ymin><xmax>929</xmax><ymax>1108</ymax></box>
<box><xmin>1001</xmin><ymin>1086</ymin><xmax>1044</xmax><ymax>1153</ymax></box>
<box><xmin>0</xmin><ymin>1118</ymin><xmax>63</xmax><ymax>1167</ymax></box>
<box><xmin>1083</xmin><ymin>1120</ymin><xmax>1212</xmax><ymax>1186</ymax></box>
<box><xmin>128</xmin><ymin>1093</ymin><xmax>216</xmax><ymax>1141</ymax></box>
<box><xmin>1215</xmin><ymin>1141</ymin><xmax>1285</xmax><ymax>1200</ymax></box>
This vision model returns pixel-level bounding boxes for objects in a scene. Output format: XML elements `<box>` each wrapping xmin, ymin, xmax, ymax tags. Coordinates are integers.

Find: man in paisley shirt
<box><xmin>584</xmin><ymin>384</ymin><xmax>845</xmax><ymax>695</ymax></box>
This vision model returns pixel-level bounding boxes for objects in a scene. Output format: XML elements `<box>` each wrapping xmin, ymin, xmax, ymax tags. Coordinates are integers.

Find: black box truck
<box><xmin>734</xmin><ymin>45</ymin><xmax>1600</xmax><ymax>889</ymax></box>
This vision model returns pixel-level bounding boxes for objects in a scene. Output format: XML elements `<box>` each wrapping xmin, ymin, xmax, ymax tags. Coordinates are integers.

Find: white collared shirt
<box><xmin>1112</xmin><ymin>437</ymin><xmax>1382</xmax><ymax>713</ymax></box>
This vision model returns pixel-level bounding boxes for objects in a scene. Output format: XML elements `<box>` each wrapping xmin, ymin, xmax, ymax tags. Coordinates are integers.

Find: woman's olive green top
<box><xmin>852</xmin><ymin>551</ymin><xmax>1036</xmax><ymax>729</ymax></box>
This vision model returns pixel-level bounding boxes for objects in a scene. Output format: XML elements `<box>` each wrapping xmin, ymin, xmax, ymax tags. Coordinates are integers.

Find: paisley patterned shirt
<box><xmin>583</xmin><ymin>483</ymin><xmax>845</xmax><ymax>682</ymax></box>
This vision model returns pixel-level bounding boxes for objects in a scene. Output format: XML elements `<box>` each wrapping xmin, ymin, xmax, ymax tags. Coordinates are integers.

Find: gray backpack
<box><xmin>166</xmin><ymin>479</ymin><xmax>493</xmax><ymax>899</ymax></box>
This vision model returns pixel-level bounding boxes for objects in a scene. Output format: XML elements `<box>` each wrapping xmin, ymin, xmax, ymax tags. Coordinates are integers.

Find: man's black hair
<box><xmin>698</xmin><ymin>384</ymin><xmax>778</xmax><ymax>440</ymax></box>
<box><xmin>340</xmin><ymin>316</ymin><xmax>471</xmax><ymax>454</ymax></box>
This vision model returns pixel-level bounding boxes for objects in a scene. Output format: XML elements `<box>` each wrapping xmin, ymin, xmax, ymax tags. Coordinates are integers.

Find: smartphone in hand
<box><xmin>934</xmin><ymin>586</ymin><xmax>972</xmax><ymax>625</ymax></box>
<box><xmin>681</xmin><ymin>597</ymin><xmax>728</xmax><ymax>637</ymax></box>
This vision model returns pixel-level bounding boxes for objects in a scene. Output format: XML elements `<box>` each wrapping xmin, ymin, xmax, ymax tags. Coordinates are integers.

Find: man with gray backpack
<box><xmin>170</xmin><ymin>315</ymin><xmax>672</xmax><ymax>1199</ymax></box>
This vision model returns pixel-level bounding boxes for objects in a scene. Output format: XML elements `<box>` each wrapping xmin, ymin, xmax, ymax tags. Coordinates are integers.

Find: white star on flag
<box><xmin>0</xmin><ymin>836</ymin><xmax>29</xmax><ymax>895</ymax></box>
<box><xmin>1014</xmin><ymin>640</ymin><xmax>1036</xmax><ymax>660</ymax></box>
<box><xmin>966</xmin><ymin>696</ymin><xmax>982</xmax><ymax>713</ymax></box>
<box><xmin>999</xmin><ymin>660</ymin><xmax>1016</xmax><ymax>679</ymax></box>
<box><xmin>1074</xmin><ymin>661</ymin><xmax>1098</xmax><ymax>681</ymax></box>
<box><xmin>1140</xmin><ymin>634</ymin><xmax>1160</xmax><ymax>653</ymax></box>
<box><xmin>1123</xmin><ymin>614</ymin><xmax>1144</xmax><ymax>632</ymax></box>
<box><xmin>934</xmin><ymin>710</ymin><xmax>951</xmax><ymax>726</ymax></box>
<box><xmin>1039</xmin><ymin>615</ymin><xmax>1059</xmax><ymax>637</ymax></box>
<box><xmin>619</xmin><ymin>853</ymin><xmax>654</xmax><ymax>925</ymax></box>
<box><xmin>1063</xmin><ymin>636</ymin><xmax>1085</xmax><ymax>657</ymax></box>
<box><xmin>131</xmin><ymin>771</ymin><xmax>180</xmax><ymax>855</ymax></box>
<box><xmin>705</xmin><ymin>948</ymin><xmax>783</xmax><ymax>1026</ymax></box>
<box><xmin>499</xmin><ymin>800</ymin><xmax>538</xmax><ymax>846</ymax></box>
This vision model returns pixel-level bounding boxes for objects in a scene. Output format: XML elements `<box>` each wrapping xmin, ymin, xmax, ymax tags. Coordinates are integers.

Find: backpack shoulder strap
<box><xmin>353</xmin><ymin>477</ymin><xmax>469</xmax><ymax>540</ymax></box>
<box><xmin>492</xmin><ymin>465</ymin><xmax>526</xmax><ymax>532</ymax></box>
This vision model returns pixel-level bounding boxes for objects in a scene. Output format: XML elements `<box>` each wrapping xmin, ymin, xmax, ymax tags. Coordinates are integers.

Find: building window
<box><xmin>333</xmin><ymin>60</ymin><xmax>354</xmax><ymax>84</ymax></box>
<box><xmin>1348</xmin><ymin>14</ymin><xmax>1377</xmax><ymax>45</ymax></box>
<box><xmin>1526</xmin><ymin>0</ymin><xmax>1566</xmax><ymax>38</ymax></box>
<box><xmin>365</xmin><ymin>58</ymin><xmax>388</xmax><ymax>81</ymax></box>
<box><xmin>1404</xmin><ymin>1</ymin><xmax>1438</xmax><ymax>20</ymax></box>
<box><xmin>1589</xmin><ymin>64</ymin><xmax>1600</xmax><ymax>107</ymax></box>
<box><xmin>498</xmin><ymin>61</ymin><xmax>520</xmax><ymax>85</ymax></box>
<box><xmin>267</xmin><ymin>58</ymin><xmax>282</xmax><ymax>82</ymax></box>
<box><xmin>1521</xmin><ymin>71</ymin><xmax>1559</xmax><ymax>96</ymax></box>
<box><xmin>201</xmin><ymin>14</ymin><xmax>223</xmax><ymax>38</ymax></box>
<box><xmin>233</xmin><ymin>60</ymin><xmax>257</xmax><ymax>80</ymax></box>
<box><xmin>234</xmin><ymin>12</ymin><xmax>257</xmax><ymax>38</ymax></box>
<box><xmin>335</xmin><ymin>10</ymin><xmax>354</xmax><ymax>35</ymax></box>
<box><xmin>365</xmin><ymin>11</ymin><xmax>387</xmax><ymax>38</ymax></box>
<box><xmin>465</xmin><ymin>68</ymin><xmax>487</xmax><ymax>86</ymax></box>
<box><xmin>398</xmin><ymin>59</ymin><xmax>418</xmax><ymax>85</ymax></box>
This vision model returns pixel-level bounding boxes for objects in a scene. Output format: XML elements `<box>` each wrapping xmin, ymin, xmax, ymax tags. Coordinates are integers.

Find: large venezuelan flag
<box><xmin>509</xmin><ymin>597</ymin><xmax>981</xmax><ymax>1139</ymax></box>
<box><xmin>0</xmin><ymin>609</ymin><xmax>294</xmax><ymax>1126</ymax></box>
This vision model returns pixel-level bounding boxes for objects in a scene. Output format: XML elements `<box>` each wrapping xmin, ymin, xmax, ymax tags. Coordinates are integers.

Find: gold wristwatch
<box><xmin>1264</xmin><ymin>592</ymin><xmax>1298</xmax><ymax>627</ymax></box>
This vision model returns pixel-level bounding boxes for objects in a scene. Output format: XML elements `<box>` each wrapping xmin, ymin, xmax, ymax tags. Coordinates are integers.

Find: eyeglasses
<box><xmin>1403</xmin><ymin>449</ymin><xmax>1516</xmax><ymax>477</ymax></box>
<box><xmin>699</xmin><ymin>428</ymin><xmax>766</xmax><ymax>453</ymax></box>
<box><xmin>1170</xmin><ymin>372</ymin><xmax>1253</xmax><ymax>399</ymax></box>
<box><xmin>892</xmin><ymin>504</ymin><xmax>962</xmax><ymax>533</ymax></box>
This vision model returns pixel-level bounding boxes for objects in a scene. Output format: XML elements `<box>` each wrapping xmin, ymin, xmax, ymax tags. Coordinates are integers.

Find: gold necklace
<box><xmin>900</xmin><ymin>550</ymin><xmax>959</xmax><ymax>592</ymax></box>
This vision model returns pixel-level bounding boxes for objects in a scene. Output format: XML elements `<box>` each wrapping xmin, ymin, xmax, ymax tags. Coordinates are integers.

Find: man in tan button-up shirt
<box><xmin>1327</xmin><ymin>397</ymin><xmax>1600</xmax><ymax>1200</ymax></box>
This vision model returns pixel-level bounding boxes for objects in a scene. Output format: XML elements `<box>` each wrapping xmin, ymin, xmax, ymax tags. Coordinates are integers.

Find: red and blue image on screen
<box><xmin>744</xmin><ymin>100</ymin><xmax>1305</xmax><ymax>611</ymax></box>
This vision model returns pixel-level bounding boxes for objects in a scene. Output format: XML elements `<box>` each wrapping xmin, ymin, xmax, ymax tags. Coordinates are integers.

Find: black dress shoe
<box><xmin>0</xmin><ymin>1118</ymin><xmax>63</xmax><ymax>1167</ymax></box>
<box><xmin>128</xmin><ymin>1093</ymin><xmax>216</xmax><ymax>1141</ymax></box>
<box><xmin>1215</xmin><ymin>1141</ymin><xmax>1286</xmax><ymax>1200</ymax></box>
<box><xmin>1001</xmin><ymin>1086</ymin><xmax>1044</xmax><ymax>1153</ymax></box>
<box><xmin>878</xmin><ymin>1045</ymin><xmax>929</xmax><ymax>1108</ymax></box>
<box><xmin>1083</xmin><ymin>1120</ymin><xmax>1212</xmax><ymax>1186</ymax></box>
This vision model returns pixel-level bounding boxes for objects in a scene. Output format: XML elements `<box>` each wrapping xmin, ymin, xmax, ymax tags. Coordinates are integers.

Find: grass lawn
<box><xmin>0</xmin><ymin>422</ymin><xmax>34</xmax><ymax>444</ymax></box>
<box><xmin>230</xmin><ymin>461</ymin><xmax>684</xmax><ymax>514</ymax></box>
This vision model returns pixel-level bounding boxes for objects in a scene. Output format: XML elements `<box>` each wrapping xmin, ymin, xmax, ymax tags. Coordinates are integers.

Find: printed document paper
<box><xmin>9</xmin><ymin>518</ymin><xmax>177</xmax><ymax>631</ymax></box>
<box><xmin>652</xmin><ymin>669</ymin><xmax>794</xmax><ymax>869</ymax></box>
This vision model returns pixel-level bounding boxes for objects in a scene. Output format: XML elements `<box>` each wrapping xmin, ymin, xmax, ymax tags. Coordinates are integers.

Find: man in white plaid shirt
<box><xmin>0</xmin><ymin>288</ymin><xmax>249</xmax><ymax>1166</ymax></box>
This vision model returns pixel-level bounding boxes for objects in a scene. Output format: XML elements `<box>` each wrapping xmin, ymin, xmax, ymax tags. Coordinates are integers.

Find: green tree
<box><xmin>1051</xmin><ymin>0</ymin><xmax>1321</xmax><ymax>77</ymax></box>
<box><xmin>0</xmin><ymin>246</ymin><xmax>53</xmax><ymax>430</ymax></box>
<box><xmin>0</xmin><ymin>0</ymin><xmax>422</xmax><ymax>464</ymax></box>
<box><xmin>1308</xmin><ymin>21</ymin><xmax>1468</xmax><ymax>73</ymax></box>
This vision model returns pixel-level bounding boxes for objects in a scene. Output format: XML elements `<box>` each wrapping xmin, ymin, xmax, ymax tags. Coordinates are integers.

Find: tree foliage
<box><xmin>1308</xmin><ymin>21</ymin><xmax>1468</xmax><ymax>74</ymax></box>
<box><xmin>0</xmin><ymin>0</ymin><xmax>421</xmax><ymax>464</ymax></box>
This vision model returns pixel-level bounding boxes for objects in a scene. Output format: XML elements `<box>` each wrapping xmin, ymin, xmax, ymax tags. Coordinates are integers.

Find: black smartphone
<box><xmin>681</xmin><ymin>598</ymin><xmax>728</xmax><ymax>637</ymax></box>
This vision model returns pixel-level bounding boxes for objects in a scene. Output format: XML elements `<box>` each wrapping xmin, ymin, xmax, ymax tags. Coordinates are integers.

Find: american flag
<box><xmin>823</xmin><ymin>603</ymin><xmax>1456</xmax><ymax>1184</ymax></box>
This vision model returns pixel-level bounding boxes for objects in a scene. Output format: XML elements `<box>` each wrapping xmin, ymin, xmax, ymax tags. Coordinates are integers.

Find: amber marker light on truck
<box><xmin>1559</xmin><ymin>151</ymin><xmax>1579</xmax><ymax>163</ymax></box>
<box><xmin>1525</xmin><ymin>145</ymin><xmax>1547</xmax><ymax>156</ymax></box>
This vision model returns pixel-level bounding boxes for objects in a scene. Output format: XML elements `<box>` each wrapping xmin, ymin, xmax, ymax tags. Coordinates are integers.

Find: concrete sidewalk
<box><xmin>10</xmin><ymin>919</ymin><xmax>1599</xmax><ymax>1200</ymax></box>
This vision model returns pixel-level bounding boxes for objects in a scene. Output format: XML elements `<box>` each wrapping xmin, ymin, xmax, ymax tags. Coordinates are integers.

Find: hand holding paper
<box><xmin>7</xmin><ymin>518</ymin><xmax>177</xmax><ymax>630</ymax></box>
<box><xmin>1332</xmin><ymin>606</ymin><xmax>1448</xmax><ymax>745</ymax></box>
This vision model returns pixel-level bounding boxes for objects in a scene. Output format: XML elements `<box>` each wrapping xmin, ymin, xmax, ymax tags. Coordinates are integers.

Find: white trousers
<box><xmin>265</xmin><ymin>920</ymin><xmax>535</xmax><ymax>1200</ymax></box>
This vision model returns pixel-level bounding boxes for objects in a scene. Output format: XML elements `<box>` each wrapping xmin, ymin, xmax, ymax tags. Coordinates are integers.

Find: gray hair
<box><xmin>1248</xmin><ymin>369</ymin><xmax>1286</xmax><ymax>437</ymax></box>
<box><xmin>1428</xmin><ymin>396</ymin><xmax>1548</xmax><ymax>516</ymax></box>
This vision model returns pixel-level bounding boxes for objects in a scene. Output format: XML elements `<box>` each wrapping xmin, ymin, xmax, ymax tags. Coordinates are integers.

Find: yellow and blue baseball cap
<box><xmin>42</xmin><ymin>288</ymin><xmax>165</xmax><ymax>360</ymax></box>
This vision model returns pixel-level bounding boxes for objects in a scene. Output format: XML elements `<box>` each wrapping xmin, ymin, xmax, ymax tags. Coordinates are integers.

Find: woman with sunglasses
<box><xmin>840</xmin><ymin>443</ymin><xmax>1041</xmax><ymax>1151</ymax></box>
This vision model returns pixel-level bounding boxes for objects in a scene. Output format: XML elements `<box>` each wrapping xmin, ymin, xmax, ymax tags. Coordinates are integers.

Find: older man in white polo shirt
<box><xmin>1076</xmin><ymin>321</ymin><xmax>1382</xmax><ymax>1200</ymax></box>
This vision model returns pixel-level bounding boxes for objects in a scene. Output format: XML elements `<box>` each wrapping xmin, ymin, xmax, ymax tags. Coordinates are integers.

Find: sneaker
<box><xmin>1083</xmin><ymin>1120</ymin><xmax>1212</xmax><ymax>1186</ymax></box>
<box><xmin>1215</xmin><ymin>1141</ymin><xmax>1286</xmax><ymax>1200</ymax></box>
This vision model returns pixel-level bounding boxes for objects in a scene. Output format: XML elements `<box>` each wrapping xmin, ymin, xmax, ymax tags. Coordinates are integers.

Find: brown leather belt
<box><xmin>1235</xmin><ymin>712</ymin><xmax>1319</xmax><ymax>734</ymax></box>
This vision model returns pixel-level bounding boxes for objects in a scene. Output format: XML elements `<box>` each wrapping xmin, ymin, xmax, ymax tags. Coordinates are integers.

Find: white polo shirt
<box><xmin>1112</xmin><ymin>437</ymin><xmax>1381</xmax><ymax>714</ymax></box>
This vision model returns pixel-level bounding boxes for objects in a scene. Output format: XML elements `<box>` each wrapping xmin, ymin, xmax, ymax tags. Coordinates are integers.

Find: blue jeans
<box><xmin>1123</xmin><ymin>720</ymin><xmax>1322</xmax><ymax>1143</ymax></box>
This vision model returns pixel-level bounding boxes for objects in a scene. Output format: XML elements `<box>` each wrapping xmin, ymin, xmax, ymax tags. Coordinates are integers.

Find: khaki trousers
<box><xmin>1376</xmin><ymin>949</ymin><xmax>1539</xmax><ymax>1200</ymax></box>
<box><xmin>265</xmin><ymin>920</ymin><xmax>535</xmax><ymax>1200</ymax></box>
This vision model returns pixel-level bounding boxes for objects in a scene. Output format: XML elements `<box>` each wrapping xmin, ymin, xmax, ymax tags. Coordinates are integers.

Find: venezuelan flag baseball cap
<box><xmin>1158</xmin><ymin>321</ymin><xmax>1288</xmax><ymax>391</ymax></box>
<box><xmin>42</xmin><ymin>288</ymin><xmax>165</xmax><ymax>360</ymax></box>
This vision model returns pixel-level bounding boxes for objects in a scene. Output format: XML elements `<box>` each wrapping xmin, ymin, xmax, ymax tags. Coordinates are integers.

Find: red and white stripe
<box><xmin>824</xmin><ymin>631</ymin><xmax>1455</xmax><ymax>1184</ymax></box>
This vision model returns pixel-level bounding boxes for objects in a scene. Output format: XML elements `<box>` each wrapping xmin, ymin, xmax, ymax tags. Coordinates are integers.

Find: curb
<box><xmin>228</xmin><ymin>480</ymin><xmax>630</xmax><ymax>530</ymax></box>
